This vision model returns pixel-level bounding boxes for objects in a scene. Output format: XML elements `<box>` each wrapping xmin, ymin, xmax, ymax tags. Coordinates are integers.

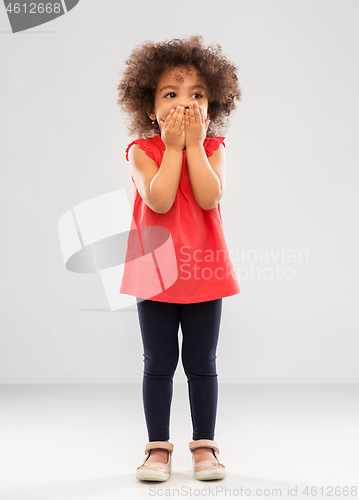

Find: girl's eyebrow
<box><xmin>159</xmin><ymin>84</ymin><xmax>206</xmax><ymax>93</ymax></box>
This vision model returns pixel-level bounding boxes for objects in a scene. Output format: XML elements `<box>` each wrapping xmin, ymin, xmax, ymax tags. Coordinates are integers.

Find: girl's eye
<box><xmin>163</xmin><ymin>92</ymin><xmax>204</xmax><ymax>99</ymax></box>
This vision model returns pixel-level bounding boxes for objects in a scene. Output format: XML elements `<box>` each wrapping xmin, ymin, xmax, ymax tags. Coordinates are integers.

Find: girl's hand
<box><xmin>184</xmin><ymin>101</ymin><xmax>210</xmax><ymax>148</ymax></box>
<box><xmin>159</xmin><ymin>106</ymin><xmax>185</xmax><ymax>151</ymax></box>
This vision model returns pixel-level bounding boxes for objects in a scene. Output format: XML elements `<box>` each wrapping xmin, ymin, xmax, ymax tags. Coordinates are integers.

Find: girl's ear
<box><xmin>205</xmin><ymin>118</ymin><xmax>210</xmax><ymax>133</ymax></box>
<box><xmin>147</xmin><ymin>108</ymin><xmax>156</xmax><ymax>121</ymax></box>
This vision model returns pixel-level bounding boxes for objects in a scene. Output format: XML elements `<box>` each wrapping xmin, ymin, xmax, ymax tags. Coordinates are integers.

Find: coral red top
<box><xmin>119</xmin><ymin>134</ymin><xmax>240</xmax><ymax>303</ymax></box>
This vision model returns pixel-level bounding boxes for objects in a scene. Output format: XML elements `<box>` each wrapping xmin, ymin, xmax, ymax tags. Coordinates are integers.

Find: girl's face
<box><xmin>148</xmin><ymin>65</ymin><xmax>209</xmax><ymax>132</ymax></box>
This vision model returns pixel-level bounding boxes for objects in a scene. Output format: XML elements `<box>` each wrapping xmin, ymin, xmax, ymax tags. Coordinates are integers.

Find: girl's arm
<box><xmin>129</xmin><ymin>144</ymin><xmax>183</xmax><ymax>214</ymax></box>
<box><xmin>185</xmin><ymin>101</ymin><xmax>226</xmax><ymax>210</ymax></box>
<box><xmin>129</xmin><ymin>106</ymin><xmax>186</xmax><ymax>214</ymax></box>
<box><xmin>186</xmin><ymin>143</ymin><xmax>226</xmax><ymax>210</ymax></box>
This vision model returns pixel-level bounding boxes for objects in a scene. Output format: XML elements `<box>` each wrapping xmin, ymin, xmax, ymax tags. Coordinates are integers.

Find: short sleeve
<box><xmin>125</xmin><ymin>139</ymin><xmax>157</xmax><ymax>163</ymax></box>
<box><xmin>204</xmin><ymin>137</ymin><xmax>226</xmax><ymax>157</ymax></box>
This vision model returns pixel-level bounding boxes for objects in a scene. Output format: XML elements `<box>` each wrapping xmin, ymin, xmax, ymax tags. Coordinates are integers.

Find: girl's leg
<box><xmin>179</xmin><ymin>298</ymin><xmax>222</xmax><ymax>441</ymax></box>
<box><xmin>136</xmin><ymin>298</ymin><xmax>181</xmax><ymax>442</ymax></box>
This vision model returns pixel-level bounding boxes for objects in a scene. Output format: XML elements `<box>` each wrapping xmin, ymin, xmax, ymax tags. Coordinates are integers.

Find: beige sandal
<box><xmin>189</xmin><ymin>439</ymin><xmax>226</xmax><ymax>480</ymax></box>
<box><xmin>136</xmin><ymin>441</ymin><xmax>174</xmax><ymax>481</ymax></box>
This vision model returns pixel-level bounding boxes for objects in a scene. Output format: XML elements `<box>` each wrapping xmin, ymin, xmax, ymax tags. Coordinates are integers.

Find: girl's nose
<box><xmin>179</xmin><ymin>100</ymin><xmax>192</xmax><ymax>110</ymax></box>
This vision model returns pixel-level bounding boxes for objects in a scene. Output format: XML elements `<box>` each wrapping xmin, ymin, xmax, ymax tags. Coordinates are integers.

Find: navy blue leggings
<box><xmin>136</xmin><ymin>297</ymin><xmax>222</xmax><ymax>442</ymax></box>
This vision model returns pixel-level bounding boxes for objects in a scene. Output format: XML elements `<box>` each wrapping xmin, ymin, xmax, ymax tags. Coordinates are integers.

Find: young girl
<box><xmin>117</xmin><ymin>35</ymin><xmax>241</xmax><ymax>482</ymax></box>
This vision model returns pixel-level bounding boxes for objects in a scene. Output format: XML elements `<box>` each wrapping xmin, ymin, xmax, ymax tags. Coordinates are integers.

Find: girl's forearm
<box><xmin>186</xmin><ymin>145</ymin><xmax>222</xmax><ymax>210</ymax></box>
<box><xmin>149</xmin><ymin>147</ymin><xmax>183</xmax><ymax>213</ymax></box>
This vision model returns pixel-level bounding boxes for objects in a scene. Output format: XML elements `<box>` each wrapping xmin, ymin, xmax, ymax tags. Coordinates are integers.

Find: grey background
<box><xmin>1</xmin><ymin>0</ymin><xmax>358</xmax><ymax>383</ymax></box>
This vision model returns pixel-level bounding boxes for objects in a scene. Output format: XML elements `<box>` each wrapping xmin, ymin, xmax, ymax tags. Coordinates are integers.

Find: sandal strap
<box><xmin>137</xmin><ymin>462</ymin><xmax>170</xmax><ymax>470</ymax></box>
<box><xmin>145</xmin><ymin>441</ymin><xmax>174</xmax><ymax>454</ymax></box>
<box><xmin>189</xmin><ymin>439</ymin><xmax>219</xmax><ymax>455</ymax></box>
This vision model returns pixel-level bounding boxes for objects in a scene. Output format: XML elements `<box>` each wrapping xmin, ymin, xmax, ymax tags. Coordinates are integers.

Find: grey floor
<box><xmin>0</xmin><ymin>383</ymin><xmax>358</xmax><ymax>500</ymax></box>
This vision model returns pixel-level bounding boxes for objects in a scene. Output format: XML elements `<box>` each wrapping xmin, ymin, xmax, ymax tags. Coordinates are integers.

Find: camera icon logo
<box><xmin>58</xmin><ymin>189</ymin><xmax>178</xmax><ymax>311</ymax></box>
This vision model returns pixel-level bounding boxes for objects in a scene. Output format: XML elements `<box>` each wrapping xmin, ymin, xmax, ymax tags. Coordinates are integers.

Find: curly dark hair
<box><xmin>117</xmin><ymin>35</ymin><xmax>242</xmax><ymax>138</ymax></box>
